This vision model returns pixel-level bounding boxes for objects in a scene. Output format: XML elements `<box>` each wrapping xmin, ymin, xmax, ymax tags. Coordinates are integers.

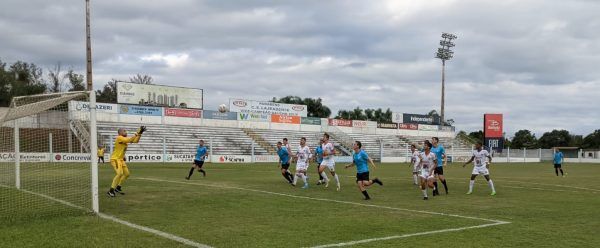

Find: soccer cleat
<box><xmin>316</xmin><ymin>181</ymin><xmax>322</xmax><ymax>185</ymax></box>
<box><xmin>490</xmin><ymin>191</ymin><xmax>497</xmax><ymax>196</ymax></box>
<box><xmin>115</xmin><ymin>186</ymin><xmax>125</xmax><ymax>195</ymax></box>
<box><xmin>291</xmin><ymin>183</ymin><xmax>296</xmax><ymax>187</ymax></box>
<box><xmin>107</xmin><ymin>190</ymin><xmax>115</xmax><ymax>197</ymax></box>
<box><xmin>302</xmin><ymin>184</ymin><xmax>309</xmax><ymax>189</ymax></box>
<box><xmin>373</xmin><ymin>178</ymin><xmax>383</xmax><ymax>186</ymax></box>
<box><xmin>466</xmin><ymin>191</ymin><xmax>472</xmax><ymax>195</ymax></box>
<box><xmin>324</xmin><ymin>181</ymin><xmax>329</xmax><ymax>188</ymax></box>
<box><xmin>364</xmin><ymin>197</ymin><xmax>371</xmax><ymax>200</ymax></box>
<box><xmin>336</xmin><ymin>184</ymin><xmax>341</xmax><ymax>191</ymax></box>
<box><xmin>423</xmin><ymin>196</ymin><xmax>428</xmax><ymax>200</ymax></box>
<box><xmin>185</xmin><ymin>176</ymin><xmax>190</xmax><ymax>180</ymax></box>
<box><xmin>200</xmin><ymin>170</ymin><xmax>206</xmax><ymax>177</ymax></box>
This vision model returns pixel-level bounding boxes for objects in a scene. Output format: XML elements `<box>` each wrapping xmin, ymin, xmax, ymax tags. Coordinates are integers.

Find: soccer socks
<box><xmin>361</xmin><ymin>190</ymin><xmax>371</xmax><ymax>200</ymax></box>
<box><xmin>320</xmin><ymin>172</ymin><xmax>329</xmax><ymax>183</ymax></box>
<box><xmin>555</xmin><ymin>168</ymin><xmax>559</xmax><ymax>176</ymax></box>
<box><xmin>301</xmin><ymin>174</ymin><xmax>308</xmax><ymax>185</ymax></box>
<box><xmin>188</xmin><ymin>167</ymin><xmax>195</xmax><ymax>178</ymax></box>
<box><xmin>286</xmin><ymin>171</ymin><xmax>294</xmax><ymax>183</ymax></box>
<box><xmin>488</xmin><ymin>180</ymin><xmax>496</xmax><ymax>193</ymax></box>
<box><xmin>441</xmin><ymin>180</ymin><xmax>448</xmax><ymax>193</ymax></box>
<box><xmin>469</xmin><ymin>180</ymin><xmax>475</xmax><ymax>193</ymax></box>
<box><xmin>282</xmin><ymin>172</ymin><xmax>292</xmax><ymax>183</ymax></box>
<box><xmin>422</xmin><ymin>189</ymin><xmax>428</xmax><ymax>198</ymax></box>
<box><xmin>334</xmin><ymin>174</ymin><xmax>340</xmax><ymax>186</ymax></box>
<box><xmin>293</xmin><ymin>174</ymin><xmax>298</xmax><ymax>185</ymax></box>
<box><xmin>433</xmin><ymin>181</ymin><xmax>439</xmax><ymax>195</ymax></box>
<box><xmin>559</xmin><ymin>169</ymin><xmax>564</xmax><ymax>176</ymax></box>
<box><xmin>413</xmin><ymin>174</ymin><xmax>418</xmax><ymax>185</ymax></box>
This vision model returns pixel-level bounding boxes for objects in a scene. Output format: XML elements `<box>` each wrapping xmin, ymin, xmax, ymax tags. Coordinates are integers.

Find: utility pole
<box><xmin>86</xmin><ymin>0</ymin><xmax>93</xmax><ymax>91</ymax></box>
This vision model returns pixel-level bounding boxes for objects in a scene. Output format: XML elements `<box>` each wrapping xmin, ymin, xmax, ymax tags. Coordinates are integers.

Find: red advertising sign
<box><xmin>399</xmin><ymin>123</ymin><xmax>418</xmax><ymax>130</ymax></box>
<box><xmin>271</xmin><ymin>114</ymin><xmax>301</xmax><ymax>124</ymax></box>
<box><xmin>484</xmin><ymin>114</ymin><xmax>503</xmax><ymax>138</ymax></box>
<box><xmin>165</xmin><ymin>108</ymin><xmax>202</xmax><ymax>118</ymax></box>
<box><xmin>328</xmin><ymin>118</ymin><xmax>353</xmax><ymax>127</ymax></box>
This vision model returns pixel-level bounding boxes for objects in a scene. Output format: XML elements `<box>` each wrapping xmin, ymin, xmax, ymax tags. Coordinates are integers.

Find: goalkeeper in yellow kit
<box><xmin>107</xmin><ymin>126</ymin><xmax>146</xmax><ymax>197</ymax></box>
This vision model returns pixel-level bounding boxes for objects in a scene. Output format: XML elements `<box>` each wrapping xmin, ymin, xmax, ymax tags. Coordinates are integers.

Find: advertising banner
<box><xmin>203</xmin><ymin>110</ymin><xmax>237</xmax><ymax>120</ymax></box>
<box><xmin>124</xmin><ymin>154</ymin><xmax>164</xmax><ymax>162</ymax></box>
<box><xmin>392</xmin><ymin>112</ymin><xmax>403</xmax><ymax>123</ymax></box>
<box><xmin>301</xmin><ymin>117</ymin><xmax>321</xmax><ymax>125</ymax></box>
<box><xmin>117</xmin><ymin>81</ymin><xmax>203</xmax><ymax>109</ymax></box>
<box><xmin>165</xmin><ymin>108</ymin><xmax>202</xmax><ymax>118</ymax></box>
<box><xmin>403</xmin><ymin>113</ymin><xmax>441</xmax><ymax>125</ymax></box>
<box><xmin>484</xmin><ymin>114</ymin><xmax>503</xmax><ymax>138</ymax></box>
<box><xmin>53</xmin><ymin>153</ymin><xmax>91</xmax><ymax>162</ymax></box>
<box><xmin>485</xmin><ymin>138</ymin><xmax>504</xmax><ymax>153</ymax></box>
<box><xmin>254</xmin><ymin>155</ymin><xmax>279</xmax><ymax>163</ymax></box>
<box><xmin>271</xmin><ymin>114</ymin><xmax>301</xmax><ymax>124</ymax></box>
<box><xmin>212</xmin><ymin>155</ymin><xmax>252</xmax><ymax>163</ymax></box>
<box><xmin>164</xmin><ymin>154</ymin><xmax>207</xmax><ymax>163</ymax></box>
<box><xmin>399</xmin><ymin>123</ymin><xmax>418</xmax><ymax>130</ymax></box>
<box><xmin>418</xmin><ymin>124</ymin><xmax>439</xmax><ymax>131</ymax></box>
<box><xmin>69</xmin><ymin>101</ymin><xmax>118</xmax><ymax>113</ymax></box>
<box><xmin>328</xmin><ymin>119</ymin><xmax>352</xmax><ymax>127</ymax></box>
<box><xmin>377</xmin><ymin>123</ymin><xmax>398</xmax><ymax>129</ymax></box>
<box><xmin>119</xmin><ymin>104</ymin><xmax>163</xmax><ymax>116</ymax></box>
<box><xmin>238</xmin><ymin>112</ymin><xmax>271</xmax><ymax>122</ymax></box>
<box><xmin>229</xmin><ymin>98</ymin><xmax>307</xmax><ymax>117</ymax></box>
<box><xmin>438</xmin><ymin>125</ymin><xmax>455</xmax><ymax>132</ymax></box>
<box><xmin>352</xmin><ymin>120</ymin><xmax>368</xmax><ymax>128</ymax></box>
<box><xmin>0</xmin><ymin>153</ymin><xmax>51</xmax><ymax>162</ymax></box>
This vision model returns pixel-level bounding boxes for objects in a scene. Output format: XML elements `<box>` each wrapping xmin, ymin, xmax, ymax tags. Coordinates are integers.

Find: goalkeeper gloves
<box><xmin>138</xmin><ymin>126</ymin><xmax>147</xmax><ymax>135</ymax></box>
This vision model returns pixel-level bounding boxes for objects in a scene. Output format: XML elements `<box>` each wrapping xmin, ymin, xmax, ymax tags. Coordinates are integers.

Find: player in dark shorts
<box><xmin>186</xmin><ymin>140</ymin><xmax>208</xmax><ymax>179</ymax></box>
<box><xmin>553</xmin><ymin>148</ymin><xmax>565</xmax><ymax>177</ymax></box>
<box><xmin>277</xmin><ymin>141</ymin><xmax>293</xmax><ymax>184</ymax></box>
<box><xmin>344</xmin><ymin>141</ymin><xmax>382</xmax><ymax>200</ymax></box>
<box><xmin>431</xmin><ymin>137</ymin><xmax>448</xmax><ymax>195</ymax></box>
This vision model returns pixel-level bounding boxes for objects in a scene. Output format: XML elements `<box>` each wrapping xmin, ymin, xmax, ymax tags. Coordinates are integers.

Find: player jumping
<box><xmin>186</xmin><ymin>139</ymin><xmax>208</xmax><ymax>180</ymax></box>
<box><xmin>431</xmin><ymin>137</ymin><xmax>448</xmax><ymax>195</ymax></box>
<box><xmin>277</xmin><ymin>141</ymin><xmax>293</xmax><ymax>184</ymax></box>
<box><xmin>292</xmin><ymin>137</ymin><xmax>311</xmax><ymax>189</ymax></box>
<box><xmin>107</xmin><ymin>126</ymin><xmax>146</xmax><ymax>197</ymax></box>
<box><xmin>345</xmin><ymin>141</ymin><xmax>382</xmax><ymax>200</ymax></box>
<box><xmin>418</xmin><ymin>141</ymin><xmax>437</xmax><ymax>200</ymax></box>
<box><xmin>462</xmin><ymin>142</ymin><xmax>496</xmax><ymax>196</ymax></box>
<box><xmin>319</xmin><ymin>133</ymin><xmax>340</xmax><ymax>191</ymax></box>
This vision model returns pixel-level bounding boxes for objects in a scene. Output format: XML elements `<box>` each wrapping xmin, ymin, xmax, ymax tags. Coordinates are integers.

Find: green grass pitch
<box><xmin>2</xmin><ymin>162</ymin><xmax>600</xmax><ymax>247</ymax></box>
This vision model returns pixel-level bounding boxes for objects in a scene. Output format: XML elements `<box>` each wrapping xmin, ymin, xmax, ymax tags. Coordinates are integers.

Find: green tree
<box><xmin>468</xmin><ymin>130</ymin><xmax>484</xmax><ymax>143</ymax></box>
<box><xmin>272</xmin><ymin>96</ymin><xmax>331</xmax><ymax>118</ymax></box>
<box><xmin>0</xmin><ymin>59</ymin><xmax>47</xmax><ymax>107</ymax></box>
<box><xmin>511</xmin><ymin>130</ymin><xmax>538</xmax><ymax>149</ymax></box>
<box><xmin>95</xmin><ymin>79</ymin><xmax>118</xmax><ymax>103</ymax></box>
<box><xmin>538</xmin><ymin>130</ymin><xmax>571</xmax><ymax>148</ymax></box>
<box><xmin>582</xmin><ymin>130</ymin><xmax>600</xmax><ymax>149</ymax></box>
<box><xmin>427</xmin><ymin>109</ymin><xmax>453</xmax><ymax>126</ymax></box>
<box><xmin>66</xmin><ymin>70</ymin><xmax>85</xmax><ymax>92</ymax></box>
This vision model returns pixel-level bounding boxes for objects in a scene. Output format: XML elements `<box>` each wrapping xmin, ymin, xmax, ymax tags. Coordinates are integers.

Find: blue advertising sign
<box><xmin>203</xmin><ymin>110</ymin><xmax>237</xmax><ymax>120</ymax></box>
<box><xmin>484</xmin><ymin>138</ymin><xmax>504</xmax><ymax>153</ymax></box>
<box><xmin>119</xmin><ymin>104</ymin><xmax>162</xmax><ymax>116</ymax></box>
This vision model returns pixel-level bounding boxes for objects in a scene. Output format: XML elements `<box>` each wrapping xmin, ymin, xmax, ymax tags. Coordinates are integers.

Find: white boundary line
<box><xmin>1</xmin><ymin>185</ymin><xmax>212</xmax><ymax>248</ymax></box>
<box><xmin>135</xmin><ymin>177</ymin><xmax>510</xmax><ymax>247</ymax></box>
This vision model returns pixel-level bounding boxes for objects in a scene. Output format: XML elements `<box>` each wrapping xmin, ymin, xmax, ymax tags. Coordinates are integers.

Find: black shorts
<box><xmin>554</xmin><ymin>164</ymin><xmax>562</xmax><ymax>168</ymax></box>
<box><xmin>356</xmin><ymin>172</ymin><xmax>370</xmax><ymax>182</ymax></box>
<box><xmin>434</xmin><ymin>166</ymin><xmax>444</xmax><ymax>175</ymax></box>
<box><xmin>281</xmin><ymin>163</ymin><xmax>290</xmax><ymax>170</ymax></box>
<box><xmin>194</xmin><ymin>160</ymin><xmax>205</xmax><ymax>168</ymax></box>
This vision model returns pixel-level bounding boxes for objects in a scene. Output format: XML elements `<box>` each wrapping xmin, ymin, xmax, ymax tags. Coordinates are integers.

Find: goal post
<box><xmin>0</xmin><ymin>91</ymin><xmax>99</xmax><ymax>219</ymax></box>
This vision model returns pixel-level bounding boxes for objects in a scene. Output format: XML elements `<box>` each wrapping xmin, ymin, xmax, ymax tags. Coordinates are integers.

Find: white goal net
<box><xmin>0</xmin><ymin>91</ymin><xmax>98</xmax><ymax>221</ymax></box>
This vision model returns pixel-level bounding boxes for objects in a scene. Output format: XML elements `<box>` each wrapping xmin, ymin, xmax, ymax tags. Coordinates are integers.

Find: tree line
<box><xmin>0</xmin><ymin>58</ymin><xmax>153</xmax><ymax>107</ymax></box>
<box><xmin>459</xmin><ymin>129</ymin><xmax>600</xmax><ymax>149</ymax></box>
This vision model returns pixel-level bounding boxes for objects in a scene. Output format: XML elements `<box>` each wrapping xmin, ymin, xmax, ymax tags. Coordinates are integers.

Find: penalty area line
<box><xmin>0</xmin><ymin>185</ymin><xmax>212</xmax><ymax>248</ymax></box>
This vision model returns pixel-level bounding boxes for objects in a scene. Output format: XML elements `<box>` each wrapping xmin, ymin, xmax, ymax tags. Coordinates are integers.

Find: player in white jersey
<box><xmin>409</xmin><ymin>144</ymin><xmax>420</xmax><ymax>185</ymax></box>
<box><xmin>318</xmin><ymin>133</ymin><xmax>341</xmax><ymax>191</ymax></box>
<box><xmin>462</xmin><ymin>142</ymin><xmax>496</xmax><ymax>196</ymax></box>
<box><xmin>418</xmin><ymin>141</ymin><xmax>437</xmax><ymax>200</ymax></box>
<box><xmin>292</xmin><ymin>137</ymin><xmax>311</xmax><ymax>189</ymax></box>
<box><xmin>283</xmin><ymin>137</ymin><xmax>292</xmax><ymax>153</ymax></box>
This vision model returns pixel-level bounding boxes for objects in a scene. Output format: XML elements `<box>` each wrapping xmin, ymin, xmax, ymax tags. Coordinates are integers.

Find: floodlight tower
<box><xmin>435</xmin><ymin>32</ymin><xmax>457</xmax><ymax>125</ymax></box>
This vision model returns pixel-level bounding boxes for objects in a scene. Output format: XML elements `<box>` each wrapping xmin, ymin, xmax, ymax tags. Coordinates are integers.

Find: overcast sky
<box><xmin>1</xmin><ymin>0</ymin><xmax>599</xmax><ymax>136</ymax></box>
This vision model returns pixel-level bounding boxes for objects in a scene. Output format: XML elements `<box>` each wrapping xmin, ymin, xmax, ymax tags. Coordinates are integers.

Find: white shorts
<box><xmin>320</xmin><ymin>160</ymin><xmax>335</xmax><ymax>171</ymax></box>
<box><xmin>296</xmin><ymin>162</ymin><xmax>308</xmax><ymax>172</ymax></box>
<box><xmin>472</xmin><ymin>166</ymin><xmax>490</xmax><ymax>175</ymax></box>
<box><xmin>419</xmin><ymin>168</ymin><xmax>433</xmax><ymax>179</ymax></box>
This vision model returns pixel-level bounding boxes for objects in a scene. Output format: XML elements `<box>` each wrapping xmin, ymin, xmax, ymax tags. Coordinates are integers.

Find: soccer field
<box><xmin>2</xmin><ymin>162</ymin><xmax>599</xmax><ymax>247</ymax></box>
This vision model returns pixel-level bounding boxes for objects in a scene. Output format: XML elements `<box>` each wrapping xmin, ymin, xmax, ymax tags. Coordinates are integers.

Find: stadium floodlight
<box><xmin>435</xmin><ymin>32</ymin><xmax>457</xmax><ymax>125</ymax></box>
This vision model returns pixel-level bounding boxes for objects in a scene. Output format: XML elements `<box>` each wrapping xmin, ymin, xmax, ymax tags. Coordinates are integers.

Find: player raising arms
<box><xmin>319</xmin><ymin>133</ymin><xmax>341</xmax><ymax>191</ymax></box>
<box><xmin>107</xmin><ymin>126</ymin><xmax>146</xmax><ymax>197</ymax></box>
<box><xmin>431</xmin><ymin>137</ymin><xmax>448</xmax><ymax>195</ymax></box>
<box><xmin>186</xmin><ymin>139</ymin><xmax>208</xmax><ymax>180</ymax></box>
<box><xmin>409</xmin><ymin>144</ymin><xmax>420</xmax><ymax>185</ymax></box>
<box><xmin>345</xmin><ymin>141</ymin><xmax>382</xmax><ymax>200</ymax></box>
<box><xmin>292</xmin><ymin>137</ymin><xmax>311</xmax><ymax>189</ymax></box>
<box><xmin>462</xmin><ymin>142</ymin><xmax>496</xmax><ymax>196</ymax></box>
<box><xmin>277</xmin><ymin>141</ymin><xmax>294</xmax><ymax>184</ymax></box>
<box><xmin>418</xmin><ymin>141</ymin><xmax>437</xmax><ymax>200</ymax></box>
<box><xmin>315</xmin><ymin>138</ymin><xmax>325</xmax><ymax>185</ymax></box>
